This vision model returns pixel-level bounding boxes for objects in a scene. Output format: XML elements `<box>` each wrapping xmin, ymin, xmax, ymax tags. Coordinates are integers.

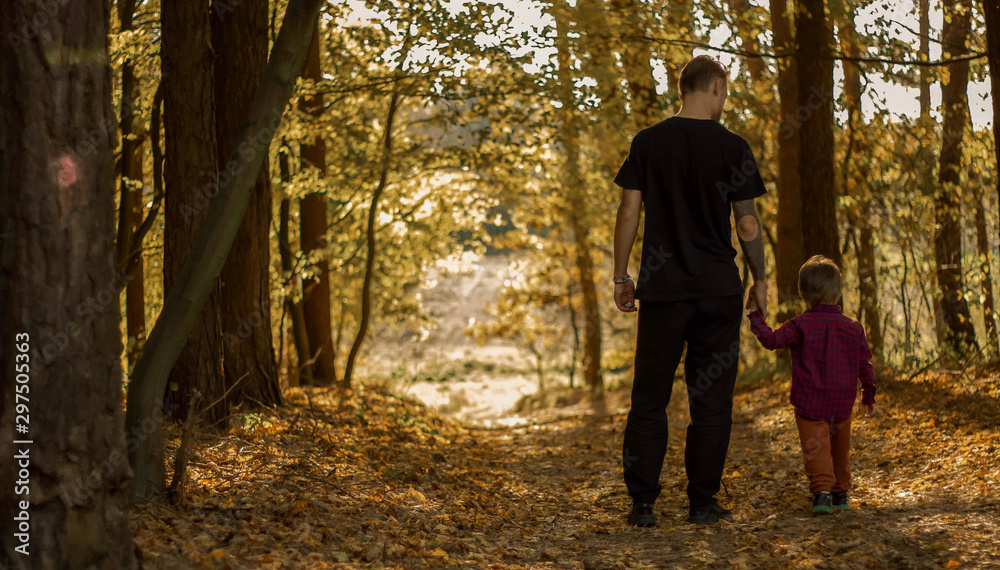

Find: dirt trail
<box><xmin>133</xmin><ymin>372</ymin><xmax>1000</xmax><ymax>569</ymax></box>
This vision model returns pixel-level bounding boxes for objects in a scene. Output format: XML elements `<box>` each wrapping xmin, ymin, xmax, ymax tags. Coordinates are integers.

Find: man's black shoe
<box><xmin>627</xmin><ymin>502</ymin><xmax>656</xmax><ymax>527</ymax></box>
<box><xmin>686</xmin><ymin>500</ymin><xmax>733</xmax><ymax>525</ymax></box>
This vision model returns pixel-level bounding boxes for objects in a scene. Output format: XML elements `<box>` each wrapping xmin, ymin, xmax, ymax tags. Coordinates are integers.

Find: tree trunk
<box><xmin>795</xmin><ymin>0</ymin><xmax>841</xmax><ymax>266</ymax></box>
<box><xmin>161</xmin><ymin>0</ymin><xmax>226</xmax><ymax>424</ymax></box>
<box><xmin>610</xmin><ymin>0</ymin><xmax>661</xmax><ymax>131</ymax></box>
<box><xmin>920</xmin><ymin>0</ymin><xmax>931</xmax><ymax>116</ymax></box>
<box><xmin>577</xmin><ymin>0</ymin><xmax>629</xmax><ymax>162</ymax></box>
<box><xmin>661</xmin><ymin>0</ymin><xmax>694</xmax><ymax>113</ymax></box>
<box><xmin>982</xmin><ymin>0</ymin><xmax>1000</xmax><ymax>356</ymax></box>
<box><xmin>727</xmin><ymin>0</ymin><xmax>766</xmax><ymax>82</ymax></box>
<box><xmin>117</xmin><ymin>0</ymin><xmax>147</xmax><ymax>369</ymax></box>
<box><xmin>298</xmin><ymin>25</ymin><xmax>339</xmax><ymax>386</ymax></box>
<box><xmin>213</xmin><ymin>0</ymin><xmax>281</xmax><ymax>409</ymax></box>
<box><xmin>935</xmin><ymin>0</ymin><xmax>977</xmax><ymax>355</ymax></box>
<box><xmin>0</xmin><ymin>2</ymin><xmax>138</xmax><ymax>566</ymax></box>
<box><xmin>125</xmin><ymin>0</ymin><xmax>324</xmax><ymax>498</ymax></box>
<box><xmin>838</xmin><ymin>3</ymin><xmax>884</xmax><ymax>360</ymax></box>
<box><xmin>278</xmin><ymin>152</ymin><xmax>313</xmax><ymax>386</ymax></box>
<box><xmin>769</xmin><ymin>0</ymin><xmax>805</xmax><ymax>311</ymax></box>
<box><xmin>974</xmin><ymin>184</ymin><xmax>999</xmax><ymax>358</ymax></box>
<box><xmin>921</xmin><ymin>0</ymin><xmax>947</xmax><ymax>344</ymax></box>
<box><xmin>556</xmin><ymin>1</ymin><xmax>603</xmax><ymax>393</ymax></box>
<box><xmin>344</xmin><ymin>89</ymin><xmax>402</xmax><ymax>386</ymax></box>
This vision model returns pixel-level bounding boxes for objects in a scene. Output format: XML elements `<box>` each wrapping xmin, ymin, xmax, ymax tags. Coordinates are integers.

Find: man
<box><xmin>612</xmin><ymin>55</ymin><xmax>768</xmax><ymax>526</ymax></box>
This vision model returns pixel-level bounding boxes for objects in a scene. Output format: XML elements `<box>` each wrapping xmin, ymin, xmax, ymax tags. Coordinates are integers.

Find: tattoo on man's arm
<box><xmin>732</xmin><ymin>199</ymin><xmax>766</xmax><ymax>282</ymax></box>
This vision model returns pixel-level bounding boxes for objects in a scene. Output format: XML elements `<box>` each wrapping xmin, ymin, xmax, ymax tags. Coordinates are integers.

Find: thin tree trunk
<box><xmin>661</xmin><ymin>0</ymin><xmax>694</xmax><ymax>113</ymax></box>
<box><xmin>125</xmin><ymin>0</ymin><xmax>324</xmax><ymax>498</ymax></box>
<box><xmin>344</xmin><ymin>89</ymin><xmax>403</xmax><ymax>386</ymax></box>
<box><xmin>557</xmin><ymin>1</ymin><xmax>603</xmax><ymax>393</ymax></box>
<box><xmin>299</xmin><ymin>25</ymin><xmax>339</xmax><ymax>386</ymax></box>
<box><xmin>117</xmin><ymin>0</ymin><xmax>148</xmax><ymax>369</ymax></box>
<box><xmin>838</xmin><ymin>3</ymin><xmax>884</xmax><ymax>360</ymax></box>
<box><xmin>796</xmin><ymin>0</ymin><xmax>841</xmax><ymax>266</ymax></box>
<box><xmin>921</xmin><ymin>0</ymin><xmax>947</xmax><ymax>345</ymax></box>
<box><xmin>727</xmin><ymin>0</ymin><xmax>766</xmax><ymax>82</ymax></box>
<box><xmin>578</xmin><ymin>0</ymin><xmax>629</xmax><ymax>162</ymax></box>
<box><xmin>161</xmin><ymin>0</ymin><xmax>226</xmax><ymax>424</ymax></box>
<box><xmin>611</xmin><ymin>0</ymin><xmax>661</xmax><ymax>131</ymax></box>
<box><xmin>770</xmin><ymin>0</ymin><xmax>805</xmax><ymax>311</ymax></box>
<box><xmin>935</xmin><ymin>0</ymin><xmax>977</xmax><ymax>355</ymax></box>
<box><xmin>567</xmin><ymin>281</ymin><xmax>579</xmax><ymax>389</ymax></box>
<box><xmin>213</xmin><ymin>0</ymin><xmax>281</xmax><ymax>409</ymax></box>
<box><xmin>0</xmin><ymin>1</ymin><xmax>138</xmax><ymax>565</ymax></box>
<box><xmin>974</xmin><ymin>185</ymin><xmax>999</xmax><ymax>358</ymax></box>
<box><xmin>920</xmin><ymin>0</ymin><xmax>931</xmax><ymax>116</ymax></box>
<box><xmin>278</xmin><ymin>152</ymin><xmax>313</xmax><ymax>386</ymax></box>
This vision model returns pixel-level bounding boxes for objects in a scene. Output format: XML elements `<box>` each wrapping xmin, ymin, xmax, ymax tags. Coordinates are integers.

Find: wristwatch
<box><xmin>613</xmin><ymin>273</ymin><xmax>632</xmax><ymax>284</ymax></box>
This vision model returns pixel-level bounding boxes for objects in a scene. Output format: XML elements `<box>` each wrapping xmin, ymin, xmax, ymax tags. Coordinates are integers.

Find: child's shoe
<box><xmin>832</xmin><ymin>491</ymin><xmax>849</xmax><ymax>510</ymax></box>
<box><xmin>812</xmin><ymin>492</ymin><xmax>833</xmax><ymax>515</ymax></box>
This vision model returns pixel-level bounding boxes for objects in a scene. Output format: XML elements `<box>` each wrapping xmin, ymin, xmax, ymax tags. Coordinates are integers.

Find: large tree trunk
<box><xmin>298</xmin><ymin>25</ymin><xmax>339</xmax><ymax>386</ymax></box>
<box><xmin>769</xmin><ymin>0</ymin><xmax>805</xmax><ymax>311</ymax></box>
<box><xmin>117</xmin><ymin>0</ymin><xmax>147</xmax><ymax>369</ymax></box>
<box><xmin>838</xmin><ymin>4</ymin><xmax>884</xmax><ymax>360</ymax></box>
<box><xmin>0</xmin><ymin>1</ymin><xmax>138</xmax><ymax>566</ymax></box>
<box><xmin>556</xmin><ymin>1</ymin><xmax>603</xmax><ymax>393</ymax></box>
<box><xmin>795</xmin><ymin>0</ymin><xmax>841</xmax><ymax>266</ymax></box>
<box><xmin>125</xmin><ymin>0</ymin><xmax>324</xmax><ymax>498</ymax></box>
<box><xmin>935</xmin><ymin>0</ymin><xmax>977</xmax><ymax>355</ymax></box>
<box><xmin>213</xmin><ymin>0</ymin><xmax>281</xmax><ymax>409</ymax></box>
<box><xmin>161</xmin><ymin>0</ymin><xmax>226</xmax><ymax>423</ymax></box>
<box><xmin>982</xmin><ymin>0</ymin><xmax>1000</xmax><ymax>356</ymax></box>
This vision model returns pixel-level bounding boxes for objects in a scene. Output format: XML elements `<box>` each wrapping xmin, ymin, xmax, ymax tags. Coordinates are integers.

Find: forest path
<box><xmin>133</xmin><ymin>372</ymin><xmax>1000</xmax><ymax>569</ymax></box>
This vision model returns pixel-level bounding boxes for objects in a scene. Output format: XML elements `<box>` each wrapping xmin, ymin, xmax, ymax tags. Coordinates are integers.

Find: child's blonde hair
<box><xmin>798</xmin><ymin>255</ymin><xmax>841</xmax><ymax>306</ymax></box>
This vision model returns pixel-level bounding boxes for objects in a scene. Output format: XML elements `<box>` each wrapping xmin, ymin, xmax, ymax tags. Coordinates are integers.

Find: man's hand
<box><xmin>864</xmin><ymin>403</ymin><xmax>876</xmax><ymax>417</ymax></box>
<box><xmin>747</xmin><ymin>281</ymin><xmax>767</xmax><ymax>318</ymax></box>
<box><xmin>615</xmin><ymin>280</ymin><xmax>637</xmax><ymax>312</ymax></box>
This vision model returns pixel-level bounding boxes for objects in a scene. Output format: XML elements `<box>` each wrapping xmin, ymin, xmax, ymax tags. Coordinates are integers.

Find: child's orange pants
<box><xmin>794</xmin><ymin>411</ymin><xmax>852</xmax><ymax>494</ymax></box>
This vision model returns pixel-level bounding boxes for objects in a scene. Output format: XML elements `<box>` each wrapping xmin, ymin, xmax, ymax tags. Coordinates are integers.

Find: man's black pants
<box><xmin>622</xmin><ymin>294</ymin><xmax>743</xmax><ymax>509</ymax></box>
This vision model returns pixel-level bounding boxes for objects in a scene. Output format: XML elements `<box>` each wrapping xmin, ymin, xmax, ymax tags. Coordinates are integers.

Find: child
<box><xmin>746</xmin><ymin>255</ymin><xmax>876</xmax><ymax>515</ymax></box>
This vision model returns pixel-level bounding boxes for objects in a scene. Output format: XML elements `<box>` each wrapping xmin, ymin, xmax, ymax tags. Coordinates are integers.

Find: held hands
<box><xmin>615</xmin><ymin>280</ymin><xmax>637</xmax><ymax>313</ymax></box>
<box><xmin>746</xmin><ymin>281</ymin><xmax>767</xmax><ymax>318</ymax></box>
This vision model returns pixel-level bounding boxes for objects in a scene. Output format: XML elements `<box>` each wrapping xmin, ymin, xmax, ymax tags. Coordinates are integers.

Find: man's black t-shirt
<box><xmin>614</xmin><ymin>116</ymin><xmax>767</xmax><ymax>301</ymax></box>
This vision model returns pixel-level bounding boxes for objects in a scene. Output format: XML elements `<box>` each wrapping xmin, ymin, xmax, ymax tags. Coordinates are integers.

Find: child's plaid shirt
<box><xmin>748</xmin><ymin>304</ymin><xmax>875</xmax><ymax>422</ymax></box>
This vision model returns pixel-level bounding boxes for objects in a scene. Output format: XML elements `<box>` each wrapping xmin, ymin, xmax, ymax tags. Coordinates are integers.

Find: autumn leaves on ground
<box><xmin>132</xmin><ymin>368</ymin><xmax>1000</xmax><ymax>569</ymax></box>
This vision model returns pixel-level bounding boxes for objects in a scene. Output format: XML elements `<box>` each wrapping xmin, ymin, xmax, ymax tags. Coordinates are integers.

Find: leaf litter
<box><xmin>132</xmin><ymin>371</ymin><xmax>1000</xmax><ymax>568</ymax></box>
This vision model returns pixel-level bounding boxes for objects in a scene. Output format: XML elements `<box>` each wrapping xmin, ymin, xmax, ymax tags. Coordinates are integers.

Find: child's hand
<box><xmin>747</xmin><ymin>296</ymin><xmax>759</xmax><ymax>314</ymax></box>
<box><xmin>864</xmin><ymin>403</ymin><xmax>876</xmax><ymax>417</ymax></box>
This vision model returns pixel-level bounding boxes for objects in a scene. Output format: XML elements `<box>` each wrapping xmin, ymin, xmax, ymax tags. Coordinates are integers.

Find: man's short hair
<box><xmin>678</xmin><ymin>55</ymin><xmax>728</xmax><ymax>96</ymax></box>
<box><xmin>798</xmin><ymin>255</ymin><xmax>842</xmax><ymax>306</ymax></box>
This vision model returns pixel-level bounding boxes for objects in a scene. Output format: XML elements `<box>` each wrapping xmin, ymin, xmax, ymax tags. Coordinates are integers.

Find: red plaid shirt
<box><xmin>748</xmin><ymin>304</ymin><xmax>875</xmax><ymax>422</ymax></box>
